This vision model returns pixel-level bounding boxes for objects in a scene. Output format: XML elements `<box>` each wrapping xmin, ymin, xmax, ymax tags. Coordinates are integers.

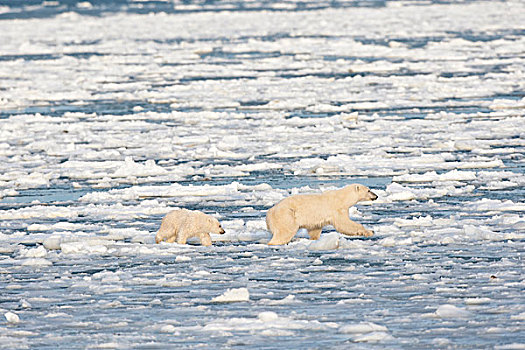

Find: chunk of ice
<box><xmin>20</xmin><ymin>246</ymin><xmax>47</xmax><ymax>258</ymax></box>
<box><xmin>353</xmin><ymin>331</ymin><xmax>393</xmax><ymax>343</ymax></box>
<box><xmin>435</xmin><ymin>304</ymin><xmax>471</xmax><ymax>318</ymax></box>
<box><xmin>21</xmin><ymin>258</ymin><xmax>52</xmax><ymax>267</ymax></box>
<box><xmin>339</xmin><ymin>322</ymin><xmax>388</xmax><ymax>334</ymax></box>
<box><xmin>4</xmin><ymin>312</ymin><xmax>20</xmax><ymax>324</ymax></box>
<box><xmin>393</xmin><ymin>170</ymin><xmax>476</xmax><ymax>183</ymax></box>
<box><xmin>212</xmin><ymin>288</ymin><xmax>250</xmax><ymax>302</ymax></box>
<box><xmin>308</xmin><ymin>232</ymin><xmax>340</xmax><ymax>251</ymax></box>
<box><xmin>258</xmin><ymin>311</ymin><xmax>279</xmax><ymax>323</ymax></box>
<box><xmin>465</xmin><ymin>298</ymin><xmax>491</xmax><ymax>305</ymax></box>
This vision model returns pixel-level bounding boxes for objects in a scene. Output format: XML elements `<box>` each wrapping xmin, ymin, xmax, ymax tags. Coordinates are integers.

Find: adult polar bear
<box><xmin>266</xmin><ymin>184</ymin><xmax>378</xmax><ymax>245</ymax></box>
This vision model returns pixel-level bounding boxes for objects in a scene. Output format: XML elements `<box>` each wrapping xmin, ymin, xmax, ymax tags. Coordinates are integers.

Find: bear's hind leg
<box><xmin>267</xmin><ymin>223</ymin><xmax>299</xmax><ymax>245</ymax></box>
<box><xmin>267</xmin><ymin>207</ymin><xmax>299</xmax><ymax>245</ymax></box>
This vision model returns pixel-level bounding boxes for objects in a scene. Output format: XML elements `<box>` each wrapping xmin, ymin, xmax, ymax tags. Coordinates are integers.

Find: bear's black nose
<box><xmin>220</xmin><ymin>228</ymin><xmax>225</xmax><ymax>234</ymax></box>
<box><xmin>370</xmin><ymin>191</ymin><xmax>378</xmax><ymax>200</ymax></box>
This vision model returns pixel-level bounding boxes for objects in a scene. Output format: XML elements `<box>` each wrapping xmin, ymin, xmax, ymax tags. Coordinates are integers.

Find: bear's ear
<box><xmin>354</xmin><ymin>184</ymin><xmax>360</xmax><ymax>192</ymax></box>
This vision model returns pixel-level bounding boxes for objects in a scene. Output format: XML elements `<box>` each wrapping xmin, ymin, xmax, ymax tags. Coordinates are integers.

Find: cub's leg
<box><xmin>333</xmin><ymin>210</ymin><xmax>373</xmax><ymax>237</ymax></box>
<box><xmin>166</xmin><ymin>232</ymin><xmax>178</xmax><ymax>243</ymax></box>
<box><xmin>155</xmin><ymin>223</ymin><xmax>168</xmax><ymax>243</ymax></box>
<box><xmin>156</xmin><ymin>226</ymin><xmax>173</xmax><ymax>244</ymax></box>
<box><xmin>308</xmin><ymin>228</ymin><xmax>322</xmax><ymax>240</ymax></box>
<box><xmin>176</xmin><ymin>229</ymin><xmax>188</xmax><ymax>245</ymax></box>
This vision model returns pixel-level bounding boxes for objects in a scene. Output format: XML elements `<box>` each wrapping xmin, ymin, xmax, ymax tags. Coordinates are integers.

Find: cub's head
<box><xmin>207</xmin><ymin>216</ymin><xmax>226</xmax><ymax>235</ymax></box>
<box><xmin>347</xmin><ymin>184</ymin><xmax>378</xmax><ymax>202</ymax></box>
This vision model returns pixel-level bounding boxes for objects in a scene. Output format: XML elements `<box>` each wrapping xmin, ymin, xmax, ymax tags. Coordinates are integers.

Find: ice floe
<box><xmin>433</xmin><ymin>304</ymin><xmax>472</xmax><ymax>319</ymax></box>
<box><xmin>202</xmin><ymin>311</ymin><xmax>337</xmax><ymax>333</ymax></box>
<box><xmin>4</xmin><ymin>312</ymin><xmax>20</xmax><ymax>324</ymax></box>
<box><xmin>212</xmin><ymin>288</ymin><xmax>250</xmax><ymax>303</ymax></box>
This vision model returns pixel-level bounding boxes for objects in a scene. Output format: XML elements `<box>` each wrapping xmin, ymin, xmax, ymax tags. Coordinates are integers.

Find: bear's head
<box><xmin>208</xmin><ymin>216</ymin><xmax>226</xmax><ymax>235</ymax></box>
<box><xmin>346</xmin><ymin>184</ymin><xmax>378</xmax><ymax>203</ymax></box>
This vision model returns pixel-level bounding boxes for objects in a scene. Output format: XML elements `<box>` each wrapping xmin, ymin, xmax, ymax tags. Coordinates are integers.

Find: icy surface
<box><xmin>0</xmin><ymin>0</ymin><xmax>524</xmax><ymax>348</ymax></box>
<box><xmin>212</xmin><ymin>287</ymin><xmax>251</xmax><ymax>303</ymax></box>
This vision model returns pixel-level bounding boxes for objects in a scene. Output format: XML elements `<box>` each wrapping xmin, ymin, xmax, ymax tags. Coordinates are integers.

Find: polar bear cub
<box><xmin>155</xmin><ymin>209</ymin><xmax>225</xmax><ymax>246</ymax></box>
<box><xmin>266</xmin><ymin>184</ymin><xmax>378</xmax><ymax>245</ymax></box>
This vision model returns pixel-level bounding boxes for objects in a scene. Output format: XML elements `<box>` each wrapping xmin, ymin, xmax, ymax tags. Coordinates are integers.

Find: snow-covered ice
<box><xmin>4</xmin><ymin>312</ymin><xmax>20</xmax><ymax>324</ymax></box>
<box><xmin>0</xmin><ymin>0</ymin><xmax>524</xmax><ymax>348</ymax></box>
<box><xmin>212</xmin><ymin>288</ymin><xmax>251</xmax><ymax>303</ymax></box>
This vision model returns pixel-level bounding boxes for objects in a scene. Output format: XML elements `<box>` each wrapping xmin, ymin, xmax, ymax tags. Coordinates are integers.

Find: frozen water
<box><xmin>308</xmin><ymin>231</ymin><xmax>341</xmax><ymax>251</ymax></box>
<box><xmin>212</xmin><ymin>287</ymin><xmax>251</xmax><ymax>303</ymax></box>
<box><xmin>3</xmin><ymin>312</ymin><xmax>20</xmax><ymax>324</ymax></box>
<box><xmin>433</xmin><ymin>304</ymin><xmax>472</xmax><ymax>319</ymax></box>
<box><xmin>0</xmin><ymin>0</ymin><xmax>524</xmax><ymax>348</ymax></box>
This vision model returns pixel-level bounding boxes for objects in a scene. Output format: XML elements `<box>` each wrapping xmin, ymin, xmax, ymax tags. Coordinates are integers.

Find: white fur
<box><xmin>266</xmin><ymin>184</ymin><xmax>377</xmax><ymax>245</ymax></box>
<box><xmin>155</xmin><ymin>209</ymin><xmax>225</xmax><ymax>246</ymax></box>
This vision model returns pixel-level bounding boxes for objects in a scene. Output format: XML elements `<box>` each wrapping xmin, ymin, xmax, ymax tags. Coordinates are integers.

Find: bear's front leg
<box><xmin>199</xmin><ymin>233</ymin><xmax>212</xmax><ymax>247</ymax></box>
<box><xmin>176</xmin><ymin>229</ymin><xmax>188</xmax><ymax>245</ymax></box>
<box><xmin>333</xmin><ymin>212</ymin><xmax>373</xmax><ymax>237</ymax></box>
